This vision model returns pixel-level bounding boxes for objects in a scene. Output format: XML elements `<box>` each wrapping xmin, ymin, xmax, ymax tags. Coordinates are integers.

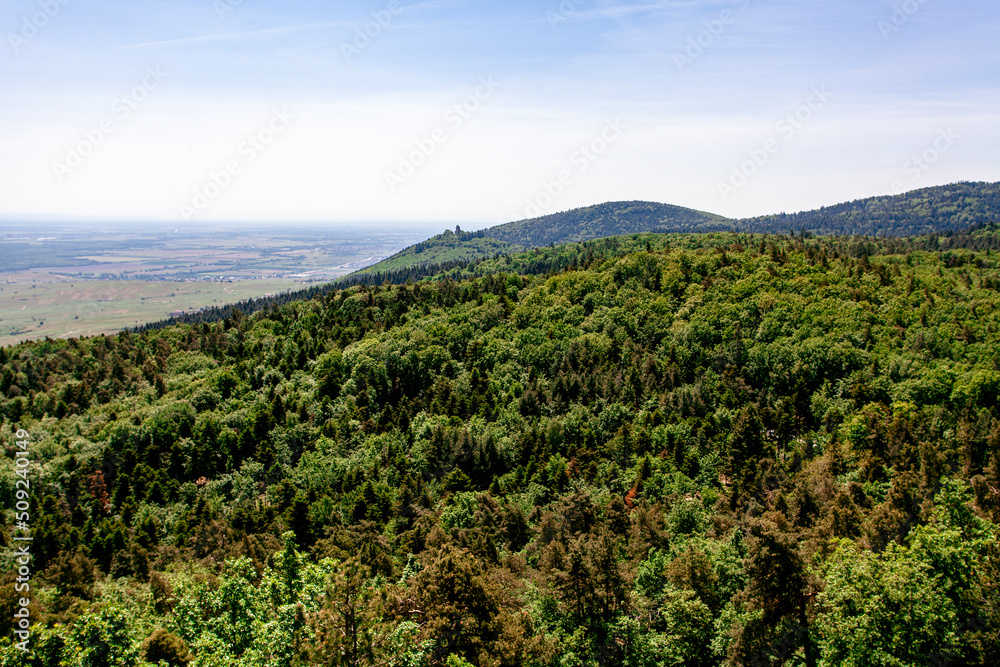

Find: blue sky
<box><xmin>1</xmin><ymin>0</ymin><xmax>998</xmax><ymax>225</ymax></box>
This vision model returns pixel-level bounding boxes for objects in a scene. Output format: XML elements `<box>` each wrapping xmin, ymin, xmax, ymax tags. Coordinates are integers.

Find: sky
<box><xmin>1</xmin><ymin>0</ymin><xmax>998</xmax><ymax>226</ymax></box>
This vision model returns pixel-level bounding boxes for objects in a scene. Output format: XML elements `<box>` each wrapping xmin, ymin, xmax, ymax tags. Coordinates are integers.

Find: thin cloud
<box><xmin>117</xmin><ymin>22</ymin><xmax>350</xmax><ymax>50</ymax></box>
<box><xmin>523</xmin><ymin>0</ymin><xmax>723</xmax><ymax>26</ymax></box>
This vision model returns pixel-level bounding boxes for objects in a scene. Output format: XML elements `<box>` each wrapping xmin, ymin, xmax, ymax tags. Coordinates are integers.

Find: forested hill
<box><xmin>494</xmin><ymin>182</ymin><xmax>1000</xmax><ymax>244</ymax></box>
<box><xmin>136</xmin><ymin>223</ymin><xmax>1000</xmax><ymax>330</ymax></box>
<box><xmin>343</xmin><ymin>201</ymin><xmax>726</xmax><ymax>287</ymax></box>
<box><xmin>2</xmin><ymin>230</ymin><xmax>1000</xmax><ymax>665</ymax></box>
<box><xmin>347</xmin><ymin>182</ymin><xmax>1000</xmax><ymax>289</ymax></box>
<box><xmin>487</xmin><ymin>201</ymin><xmax>730</xmax><ymax>247</ymax></box>
<box><xmin>737</xmin><ymin>181</ymin><xmax>1000</xmax><ymax>236</ymax></box>
<box><xmin>344</xmin><ymin>229</ymin><xmax>523</xmax><ymax>284</ymax></box>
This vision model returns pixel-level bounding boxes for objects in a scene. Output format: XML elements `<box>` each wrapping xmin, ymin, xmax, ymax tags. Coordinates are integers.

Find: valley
<box><xmin>0</xmin><ymin>223</ymin><xmax>440</xmax><ymax>346</ymax></box>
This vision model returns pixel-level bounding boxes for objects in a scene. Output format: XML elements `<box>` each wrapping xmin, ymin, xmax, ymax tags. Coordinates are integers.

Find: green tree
<box><xmin>816</xmin><ymin>480</ymin><xmax>999</xmax><ymax>665</ymax></box>
<box><xmin>309</xmin><ymin>556</ymin><xmax>387</xmax><ymax>667</ymax></box>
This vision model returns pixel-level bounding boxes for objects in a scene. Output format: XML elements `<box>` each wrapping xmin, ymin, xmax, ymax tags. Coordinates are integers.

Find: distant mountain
<box><xmin>736</xmin><ymin>181</ymin><xmax>1000</xmax><ymax>236</ymax></box>
<box><xmin>346</xmin><ymin>201</ymin><xmax>728</xmax><ymax>285</ymax></box>
<box><xmin>486</xmin><ymin>200</ymin><xmax>731</xmax><ymax>246</ymax></box>
<box><xmin>348</xmin><ymin>182</ymin><xmax>1000</xmax><ymax>285</ymax></box>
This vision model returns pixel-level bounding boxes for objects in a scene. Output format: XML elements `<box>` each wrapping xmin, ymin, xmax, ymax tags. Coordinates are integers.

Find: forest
<box><xmin>1</xmin><ymin>227</ymin><xmax>999</xmax><ymax>666</ymax></box>
<box><xmin>737</xmin><ymin>182</ymin><xmax>1000</xmax><ymax>237</ymax></box>
<box><xmin>485</xmin><ymin>202</ymin><xmax>729</xmax><ymax>248</ymax></box>
<box><xmin>259</xmin><ymin>183</ymin><xmax>1000</xmax><ymax>303</ymax></box>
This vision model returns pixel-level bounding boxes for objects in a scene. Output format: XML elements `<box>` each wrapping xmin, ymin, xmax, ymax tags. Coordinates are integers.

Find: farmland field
<box><xmin>0</xmin><ymin>221</ymin><xmax>444</xmax><ymax>345</ymax></box>
<box><xmin>0</xmin><ymin>279</ymin><xmax>304</xmax><ymax>346</ymax></box>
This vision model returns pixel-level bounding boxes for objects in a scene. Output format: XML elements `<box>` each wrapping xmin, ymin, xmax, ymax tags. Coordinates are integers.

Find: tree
<box><xmin>816</xmin><ymin>480</ymin><xmax>1000</xmax><ymax>666</ymax></box>
<box><xmin>738</xmin><ymin>514</ymin><xmax>816</xmax><ymax>667</ymax></box>
<box><xmin>68</xmin><ymin>606</ymin><xmax>140</xmax><ymax>667</ymax></box>
<box><xmin>815</xmin><ymin>538</ymin><xmax>957</xmax><ymax>666</ymax></box>
<box><xmin>309</xmin><ymin>556</ymin><xmax>387</xmax><ymax>667</ymax></box>
<box><xmin>728</xmin><ymin>405</ymin><xmax>768</xmax><ymax>505</ymax></box>
<box><xmin>142</xmin><ymin>628</ymin><xmax>192</xmax><ymax>666</ymax></box>
<box><xmin>409</xmin><ymin>546</ymin><xmax>505</xmax><ymax>664</ymax></box>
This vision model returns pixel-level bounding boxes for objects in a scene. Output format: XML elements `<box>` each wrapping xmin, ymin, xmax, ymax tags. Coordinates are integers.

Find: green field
<box><xmin>0</xmin><ymin>279</ymin><xmax>302</xmax><ymax>346</ymax></box>
<box><xmin>0</xmin><ymin>222</ymin><xmax>445</xmax><ymax>345</ymax></box>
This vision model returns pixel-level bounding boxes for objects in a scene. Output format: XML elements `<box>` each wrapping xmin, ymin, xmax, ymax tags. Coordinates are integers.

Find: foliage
<box><xmin>3</xmin><ymin>225</ymin><xmax>1000</xmax><ymax>665</ymax></box>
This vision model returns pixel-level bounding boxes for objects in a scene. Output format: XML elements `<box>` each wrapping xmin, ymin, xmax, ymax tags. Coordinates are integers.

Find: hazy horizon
<box><xmin>1</xmin><ymin>179</ymin><xmax>996</xmax><ymax>233</ymax></box>
<box><xmin>3</xmin><ymin>0</ymin><xmax>998</xmax><ymax>225</ymax></box>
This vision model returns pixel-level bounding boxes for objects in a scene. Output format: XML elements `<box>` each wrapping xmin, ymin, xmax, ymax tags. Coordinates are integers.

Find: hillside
<box><xmin>346</xmin><ymin>228</ymin><xmax>523</xmax><ymax>284</ymax></box>
<box><xmin>346</xmin><ymin>201</ymin><xmax>726</xmax><ymax>287</ymax></box>
<box><xmin>2</xmin><ymin>230</ymin><xmax>1000</xmax><ymax>665</ymax></box>
<box><xmin>737</xmin><ymin>181</ymin><xmax>1000</xmax><ymax>236</ymax></box>
<box><xmin>136</xmin><ymin>223</ymin><xmax>1000</xmax><ymax>330</ymax></box>
<box><xmin>487</xmin><ymin>200</ymin><xmax>731</xmax><ymax>246</ymax></box>
<box><xmin>349</xmin><ymin>182</ymin><xmax>1000</xmax><ymax>287</ymax></box>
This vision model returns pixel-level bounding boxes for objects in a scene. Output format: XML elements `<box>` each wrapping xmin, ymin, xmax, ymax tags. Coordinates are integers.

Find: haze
<box><xmin>2</xmin><ymin>0</ymin><xmax>998</xmax><ymax>225</ymax></box>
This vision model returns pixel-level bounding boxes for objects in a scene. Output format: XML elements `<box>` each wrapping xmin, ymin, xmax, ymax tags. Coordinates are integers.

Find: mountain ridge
<box><xmin>349</xmin><ymin>181</ymin><xmax>1000</xmax><ymax>283</ymax></box>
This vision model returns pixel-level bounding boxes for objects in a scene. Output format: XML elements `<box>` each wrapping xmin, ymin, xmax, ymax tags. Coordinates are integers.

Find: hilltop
<box><xmin>343</xmin><ymin>181</ymin><xmax>1000</xmax><ymax>287</ymax></box>
<box><xmin>487</xmin><ymin>200</ymin><xmax>731</xmax><ymax>246</ymax></box>
<box><xmin>345</xmin><ymin>201</ymin><xmax>727</xmax><ymax>286</ymax></box>
<box><xmin>737</xmin><ymin>180</ymin><xmax>1000</xmax><ymax>236</ymax></box>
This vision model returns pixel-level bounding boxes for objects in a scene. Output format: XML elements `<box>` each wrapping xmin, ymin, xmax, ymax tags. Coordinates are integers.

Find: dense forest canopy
<box><xmin>737</xmin><ymin>181</ymin><xmax>1000</xmax><ymax>237</ymax></box>
<box><xmin>485</xmin><ymin>181</ymin><xmax>1000</xmax><ymax>248</ymax></box>
<box><xmin>329</xmin><ymin>182</ymin><xmax>1000</xmax><ymax>299</ymax></box>
<box><xmin>485</xmin><ymin>202</ymin><xmax>730</xmax><ymax>247</ymax></box>
<box><xmin>138</xmin><ymin>218</ymin><xmax>1000</xmax><ymax>333</ymax></box>
<box><xmin>2</xmin><ymin>228</ymin><xmax>1000</xmax><ymax>666</ymax></box>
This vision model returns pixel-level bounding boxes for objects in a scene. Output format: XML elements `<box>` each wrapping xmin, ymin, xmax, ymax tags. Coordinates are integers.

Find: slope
<box><xmin>4</xmin><ymin>229</ymin><xmax>1000</xmax><ymax>664</ymax></box>
<box><xmin>344</xmin><ymin>182</ymin><xmax>1000</xmax><ymax>289</ymax></box>
<box><xmin>346</xmin><ymin>228</ymin><xmax>523</xmax><ymax>283</ymax></box>
<box><xmin>346</xmin><ymin>201</ymin><xmax>726</xmax><ymax>285</ymax></box>
<box><xmin>736</xmin><ymin>180</ymin><xmax>1000</xmax><ymax>236</ymax></box>
<box><xmin>486</xmin><ymin>200</ymin><xmax>731</xmax><ymax>246</ymax></box>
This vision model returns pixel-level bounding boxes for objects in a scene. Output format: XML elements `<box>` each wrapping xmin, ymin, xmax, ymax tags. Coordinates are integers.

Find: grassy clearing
<box><xmin>0</xmin><ymin>278</ymin><xmax>302</xmax><ymax>346</ymax></box>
